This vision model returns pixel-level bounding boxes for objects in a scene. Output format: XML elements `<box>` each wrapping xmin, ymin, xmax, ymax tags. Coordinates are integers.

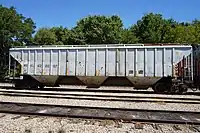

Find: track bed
<box><xmin>0</xmin><ymin>101</ymin><xmax>200</xmax><ymax>125</ymax></box>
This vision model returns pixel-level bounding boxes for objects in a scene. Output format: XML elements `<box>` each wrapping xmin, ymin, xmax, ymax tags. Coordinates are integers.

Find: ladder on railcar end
<box><xmin>183</xmin><ymin>67</ymin><xmax>192</xmax><ymax>81</ymax></box>
<box><xmin>181</xmin><ymin>55</ymin><xmax>193</xmax><ymax>85</ymax></box>
<box><xmin>182</xmin><ymin>57</ymin><xmax>195</xmax><ymax>90</ymax></box>
<box><xmin>7</xmin><ymin>54</ymin><xmax>22</xmax><ymax>81</ymax></box>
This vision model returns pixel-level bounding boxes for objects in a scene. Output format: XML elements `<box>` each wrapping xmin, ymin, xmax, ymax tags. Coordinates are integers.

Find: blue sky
<box><xmin>1</xmin><ymin>0</ymin><xmax>200</xmax><ymax>31</ymax></box>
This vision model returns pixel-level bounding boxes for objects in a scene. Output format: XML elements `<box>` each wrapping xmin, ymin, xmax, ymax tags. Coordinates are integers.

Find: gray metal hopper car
<box><xmin>7</xmin><ymin>44</ymin><xmax>199</xmax><ymax>94</ymax></box>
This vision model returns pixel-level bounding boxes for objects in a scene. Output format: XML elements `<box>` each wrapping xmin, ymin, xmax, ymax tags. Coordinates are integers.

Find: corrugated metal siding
<box><xmin>10</xmin><ymin>46</ymin><xmax>193</xmax><ymax>78</ymax></box>
<box><xmin>193</xmin><ymin>46</ymin><xmax>200</xmax><ymax>84</ymax></box>
<box><xmin>176</xmin><ymin>54</ymin><xmax>193</xmax><ymax>79</ymax></box>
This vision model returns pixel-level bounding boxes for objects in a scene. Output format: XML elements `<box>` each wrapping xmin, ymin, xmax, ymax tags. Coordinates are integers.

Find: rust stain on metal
<box><xmin>66</xmin><ymin>68</ymin><xmax>68</xmax><ymax>75</ymax></box>
<box><xmin>173</xmin><ymin>65</ymin><xmax>178</xmax><ymax>77</ymax></box>
<box><xmin>96</xmin><ymin>70</ymin><xmax>101</xmax><ymax>76</ymax></box>
<box><xmin>96</xmin><ymin>67</ymin><xmax>104</xmax><ymax>76</ymax></box>
<box><xmin>42</xmin><ymin>71</ymin><xmax>45</xmax><ymax>75</ymax></box>
<box><xmin>135</xmin><ymin>71</ymin><xmax>138</xmax><ymax>76</ymax></box>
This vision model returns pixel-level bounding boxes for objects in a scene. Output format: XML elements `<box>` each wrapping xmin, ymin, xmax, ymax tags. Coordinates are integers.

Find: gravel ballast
<box><xmin>0</xmin><ymin>86</ymin><xmax>200</xmax><ymax>112</ymax></box>
<box><xmin>0</xmin><ymin>93</ymin><xmax>200</xmax><ymax>112</ymax></box>
<box><xmin>0</xmin><ymin>113</ymin><xmax>199</xmax><ymax>133</ymax></box>
<box><xmin>0</xmin><ymin>86</ymin><xmax>200</xmax><ymax>132</ymax></box>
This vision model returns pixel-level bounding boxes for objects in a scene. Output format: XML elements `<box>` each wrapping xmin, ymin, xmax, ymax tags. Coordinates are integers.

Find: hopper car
<box><xmin>6</xmin><ymin>44</ymin><xmax>200</xmax><ymax>94</ymax></box>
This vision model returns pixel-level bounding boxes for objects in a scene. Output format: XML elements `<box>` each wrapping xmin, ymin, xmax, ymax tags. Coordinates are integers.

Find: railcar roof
<box><xmin>9</xmin><ymin>44</ymin><xmax>193</xmax><ymax>50</ymax></box>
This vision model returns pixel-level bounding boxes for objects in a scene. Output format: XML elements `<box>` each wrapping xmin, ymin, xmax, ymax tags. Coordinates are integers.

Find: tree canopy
<box><xmin>74</xmin><ymin>15</ymin><xmax>124</xmax><ymax>44</ymax></box>
<box><xmin>0</xmin><ymin>5</ymin><xmax>36</xmax><ymax>47</ymax></box>
<box><xmin>33</xmin><ymin>13</ymin><xmax>200</xmax><ymax>45</ymax></box>
<box><xmin>34</xmin><ymin>27</ymin><xmax>57</xmax><ymax>45</ymax></box>
<box><xmin>1</xmin><ymin>4</ymin><xmax>200</xmax><ymax>46</ymax></box>
<box><xmin>0</xmin><ymin>5</ymin><xmax>36</xmax><ymax>79</ymax></box>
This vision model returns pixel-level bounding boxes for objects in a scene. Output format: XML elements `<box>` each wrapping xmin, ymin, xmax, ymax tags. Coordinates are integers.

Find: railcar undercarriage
<box><xmin>7</xmin><ymin>75</ymin><xmax>199</xmax><ymax>94</ymax></box>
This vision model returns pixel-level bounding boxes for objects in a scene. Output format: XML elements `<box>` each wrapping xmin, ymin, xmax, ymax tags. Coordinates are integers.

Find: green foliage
<box><xmin>130</xmin><ymin>13</ymin><xmax>200</xmax><ymax>44</ymax></box>
<box><xmin>32</xmin><ymin>13</ymin><xmax>200</xmax><ymax>45</ymax></box>
<box><xmin>50</xmin><ymin>26</ymin><xmax>65</xmax><ymax>45</ymax></box>
<box><xmin>34</xmin><ymin>27</ymin><xmax>57</xmax><ymax>45</ymax></box>
<box><xmin>132</xmin><ymin>13</ymin><xmax>173</xmax><ymax>43</ymax></box>
<box><xmin>73</xmin><ymin>15</ymin><xmax>124</xmax><ymax>44</ymax></box>
<box><xmin>191</xmin><ymin>20</ymin><xmax>200</xmax><ymax>43</ymax></box>
<box><xmin>51</xmin><ymin>27</ymin><xmax>85</xmax><ymax>45</ymax></box>
<box><xmin>120</xmin><ymin>28</ymin><xmax>139</xmax><ymax>43</ymax></box>
<box><xmin>0</xmin><ymin>5</ymin><xmax>36</xmax><ymax>79</ymax></box>
<box><xmin>0</xmin><ymin>5</ymin><xmax>36</xmax><ymax>47</ymax></box>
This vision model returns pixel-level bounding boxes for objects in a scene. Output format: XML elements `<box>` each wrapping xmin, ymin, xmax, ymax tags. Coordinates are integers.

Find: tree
<box><xmin>161</xmin><ymin>22</ymin><xmax>196</xmax><ymax>44</ymax></box>
<box><xmin>50</xmin><ymin>26</ymin><xmax>84</xmax><ymax>45</ymax></box>
<box><xmin>32</xmin><ymin>13</ymin><xmax>200</xmax><ymax>45</ymax></box>
<box><xmin>33</xmin><ymin>26</ymin><xmax>86</xmax><ymax>46</ymax></box>
<box><xmin>34</xmin><ymin>28</ymin><xmax>57</xmax><ymax>45</ymax></box>
<box><xmin>18</xmin><ymin>18</ymin><xmax>36</xmax><ymax>44</ymax></box>
<box><xmin>120</xmin><ymin>28</ymin><xmax>139</xmax><ymax>43</ymax></box>
<box><xmin>0</xmin><ymin>5</ymin><xmax>36</xmax><ymax>79</ymax></box>
<box><xmin>172</xmin><ymin>24</ymin><xmax>195</xmax><ymax>43</ymax></box>
<box><xmin>191</xmin><ymin>20</ymin><xmax>200</xmax><ymax>43</ymax></box>
<box><xmin>0</xmin><ymin>5</ymin><xmax>36</xmax><ymax>46</ymax></box>
<box><xmin>50</xmin><ymin>26</ymin><xmax>65</xmax><ymax>45</ymax></box>
<box><xmin>159</xmin><ymin>19</ymin><xmax>179</xmax><ymax>43</ymax></box>
<box><xmin>61</xmin><ymin>28</ymin><xmax>85</xmax><ymax>45</ymax></box>
<box><xmin>132</xmin><ymin>13</ymin><xmax>175</xmax><ymax>43</ymax></box>
<box><xmin>73</xmin><ymin>15</ymin><xmax>124</xmax><ymax>44</ymax></box>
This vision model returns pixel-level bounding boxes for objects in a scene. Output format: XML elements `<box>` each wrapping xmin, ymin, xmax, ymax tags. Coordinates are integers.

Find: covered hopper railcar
<box><xmin>7</xmin><ymin>44</ymin><xmax>200</xmax><ymax>94</ymax></box>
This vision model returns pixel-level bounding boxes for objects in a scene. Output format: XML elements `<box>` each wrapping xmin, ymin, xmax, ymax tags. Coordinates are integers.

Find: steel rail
<box><xmin>1</xmin><ymin>86</ymin><xmax>200</xmax><ymax>96</ymax></box>
<box><xmin>0</xmin><ymin>101</ymin><xmax>199</xmax><ymax>125</ymax></box>
<box><xmin>0</xmin><ymin>90</ymin><xmax>200</xmax><ymax>104</ymax></box>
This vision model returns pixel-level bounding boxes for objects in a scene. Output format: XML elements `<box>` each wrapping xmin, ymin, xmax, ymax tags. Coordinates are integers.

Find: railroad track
<box><xmin>0</xmin><ymin>88</ymin><xmax>200</xmax><ymax>104</ymax></box>
<box><xmin>1</xmin><ymin>86</ymin><xmax>155</xmax><ymax>93</ymax></box>
<box><xmin>0</xmin><ymin>101</ymin><xmax>200</xmax><ymax>125</ymax></box>
<box><xmin>2</xmin><ymin>85</ymin><xmax>200</xmax><ymax>96</ymax></box>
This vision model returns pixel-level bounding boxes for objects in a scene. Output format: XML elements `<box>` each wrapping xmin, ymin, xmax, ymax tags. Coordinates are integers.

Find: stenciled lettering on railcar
<box><xmin>53</xmin><ymin>64</ymin><xmax>58</xmax><ymax>68</ymax></box>
<box><xmin>45</xmin><ymin>64</ymin><xmax>50</xmax><ymax>68</ymax></box>
<box><xmin>37</xmin><ymin>64</ymin><xmax>42</xmax><ymax>67</ymax></box>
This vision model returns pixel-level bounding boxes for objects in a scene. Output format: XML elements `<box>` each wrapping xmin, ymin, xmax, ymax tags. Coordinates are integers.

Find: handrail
<box><xmin>12</xmin><ymin>44</ymin><xmax>145</xmax><ymax>48</ymax></box>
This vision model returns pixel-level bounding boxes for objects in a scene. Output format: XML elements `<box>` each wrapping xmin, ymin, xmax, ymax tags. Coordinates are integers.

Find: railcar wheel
<box><xmin>39</xmin><ymin>85</ymin><xmax>44</xmax><ymax>89</ymax></box>
<box><xmin>178</xmin><ymin>84</ymin><xmax>188</xmax><ymax>94</ymax></box>
<box><xmin>152</xmin><ymin>82</ymin><xmax>168</xmax><ymax>94</ymax></box>
<box><xmin>29</xmin><ymin>85</ymin><xmax>38</xmax><ymax>89</ymax></box>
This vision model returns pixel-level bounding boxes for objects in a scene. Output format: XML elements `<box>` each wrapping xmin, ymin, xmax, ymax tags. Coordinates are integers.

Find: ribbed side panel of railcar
<box><xmin>9</xmin><ymin>44</ymin><xmax>193</xmax><ymax>87</ymax></box>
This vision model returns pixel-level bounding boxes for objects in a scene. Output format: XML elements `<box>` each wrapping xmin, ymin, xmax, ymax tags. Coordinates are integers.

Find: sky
<box><xmin>1</xmin><ymin>0</ymin><xmax>200</xmax><ymax>31</ymax></box>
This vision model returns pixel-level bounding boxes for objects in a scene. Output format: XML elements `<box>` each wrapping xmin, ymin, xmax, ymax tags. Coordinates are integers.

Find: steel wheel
<box><xmin>178</xmin><ymin>84</ymin><xmax>188</xmax><ymax>94</ymax></box>
<box><xmin>153</xmin><ymin>82</ymin><xmax>168</xmax><ymax>94</ymax></box>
